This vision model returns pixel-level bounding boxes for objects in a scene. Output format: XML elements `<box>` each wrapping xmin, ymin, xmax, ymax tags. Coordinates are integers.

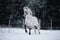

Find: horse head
<box><xmin>23</xmin><ymin>6</ymin><xmax>32</xmax><ymax>17</ymax></box>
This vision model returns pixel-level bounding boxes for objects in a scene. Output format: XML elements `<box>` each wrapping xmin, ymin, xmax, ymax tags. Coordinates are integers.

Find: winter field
<box><xmin>0</xmin><ymin>28</ymin><xmax>60</xmax><ymax>40</ymax></box>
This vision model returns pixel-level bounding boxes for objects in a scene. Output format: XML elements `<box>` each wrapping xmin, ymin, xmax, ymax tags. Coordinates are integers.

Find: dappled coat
<box><xmin>23</xmin><ymin>6</ymin><xmax>40</xmax><ymax>29</ymax></box>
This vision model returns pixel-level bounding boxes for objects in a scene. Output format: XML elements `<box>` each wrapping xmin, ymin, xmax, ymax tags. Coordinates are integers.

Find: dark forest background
<box><xmin>0</xmin><ymin>0</ymin><xmax>60</xmax><ymax>29</ymax></box>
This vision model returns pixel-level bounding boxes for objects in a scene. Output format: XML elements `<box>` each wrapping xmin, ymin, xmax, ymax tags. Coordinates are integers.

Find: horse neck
<box><xmin>25</xmin><ymin>14</ymin><xmax>32</xmax><ymax>19</ymax></box>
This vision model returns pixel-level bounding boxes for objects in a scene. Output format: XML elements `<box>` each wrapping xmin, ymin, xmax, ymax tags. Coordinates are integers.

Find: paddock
<box><xmin>0</xmin><ymin>28</ymin><xmax>60</xmax><ymax>40</ymax></box>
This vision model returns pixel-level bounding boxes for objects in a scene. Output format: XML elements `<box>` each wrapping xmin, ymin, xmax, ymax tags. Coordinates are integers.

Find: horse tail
<box><xmin>38</xmin><ymin>19</ymin><xmax>41</xmax><ymax>29</ymax></box>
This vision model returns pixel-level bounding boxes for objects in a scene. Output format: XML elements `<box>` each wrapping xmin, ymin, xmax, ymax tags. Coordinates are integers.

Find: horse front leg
<box><xmin>29</xmin><ymin>28</ymin><xmax>31</xmax><ymax>35</ymax></box>
<box><xmin>34</xmin><ymin>29</ymin><xmax>36</xmax><ymax>34</ymax></box>
<box><xmin>24</xmin><ymin>25</ymin><xmax>27</xmax><ymax>33</ymax></box>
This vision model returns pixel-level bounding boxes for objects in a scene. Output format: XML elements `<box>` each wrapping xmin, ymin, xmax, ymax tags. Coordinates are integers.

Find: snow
<box><xmin>0</xmin><ymin>28</ymin><xmax>60</xmax><ymax>40</ymax></box>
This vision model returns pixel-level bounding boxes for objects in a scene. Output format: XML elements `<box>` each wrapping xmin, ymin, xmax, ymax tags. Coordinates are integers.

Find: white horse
<box><xmin>23</xmin><ymin>6</ymin><xmax>41</xmax><ymax>35</ymax></box>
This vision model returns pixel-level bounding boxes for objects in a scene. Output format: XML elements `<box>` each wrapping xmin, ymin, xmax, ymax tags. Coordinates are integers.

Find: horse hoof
<box><xmin>29</xmin><ymin>33</ymin><xmax>31</xmax><ymax>35</ymax></box>
<box><xmin>39</xmin><ymin>32</ymin><xmax>40</xmax><ymax>34</ymax></box>
<box><xmin>29</xmin><ymin>34</ymin><xmax>31</xmax><ymax>35</ymax></box>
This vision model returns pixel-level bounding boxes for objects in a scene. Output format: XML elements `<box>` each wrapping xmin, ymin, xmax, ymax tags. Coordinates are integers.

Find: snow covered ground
<box><xmin>0</xmin><ymin>28</ymin><xmax>60</xmax><ymax>40</ymax></box>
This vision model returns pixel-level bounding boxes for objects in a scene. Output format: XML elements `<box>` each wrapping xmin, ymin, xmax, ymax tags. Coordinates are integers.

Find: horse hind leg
<box><xmin>38</xmin><ymin>29</ymin><xmax>40</xmax><ymax>34</ymax></box>
<box><xmin>24</xmin><ymin>25</ymin><xmax>27</xmax><ymax>33</ymax></box>
<box><xmin>34</xmin><ymin>26</ymin><xmax>37</xmax><ymax>34</ymax></box>
<box><xmin>37</xmin><ymin>26</ymin><xmax>40</xmax><ymax>34</ymax></box>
